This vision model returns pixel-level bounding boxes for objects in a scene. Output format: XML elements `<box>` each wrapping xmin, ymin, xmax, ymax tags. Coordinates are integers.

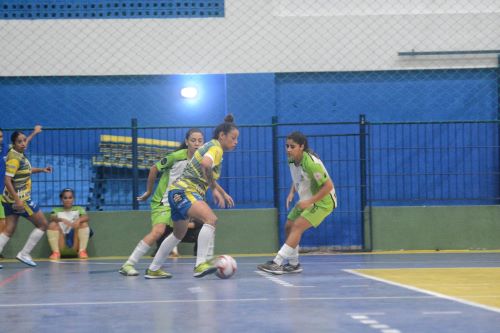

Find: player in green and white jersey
<box><xmin>119</xmin><ymin>128</ymin><xmax>204</xmax><ymax>277</ymax></box>
<box><xmin>47</xmin><ymin>188</ymin><xmax>91</xmax><ymax>260</ymax></box>
<box><xmin>146</xmin><ymin>115</ymin><xmax>238</xmax><ymax>279</ymax></box>
<box><xmin>258</xmin><ymin>131</ymin><xmax>337</xmax><ymax>275</ymax></box>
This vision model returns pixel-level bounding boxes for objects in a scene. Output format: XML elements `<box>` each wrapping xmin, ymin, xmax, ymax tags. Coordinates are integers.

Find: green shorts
<box><xmin>287</xmin><ymin>204</ymin><xmax>333</xmax><ymax>228</ymax></box>
<box><xmin>0</xmin><ymin>195</ymin><xmax>4</xmax><ymax>219</ymax></box>
<box><xmin>151</xmin><ymin>204</ymin><xmax>173</xmax><ymax>227</ymax></box>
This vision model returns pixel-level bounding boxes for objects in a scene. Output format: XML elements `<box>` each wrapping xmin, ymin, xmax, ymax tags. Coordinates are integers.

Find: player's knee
<box><xmin>48</xmin><ymin>222</ymin><xmax>59</xmax><ymax>231</ymax></box>
<box><xmin>150</xmin><ymin>228</ymin><xmax>165</xmax><ymax>241</ymax></box>
<box><xmin>202</xmin><ymin>214</ymin><xmax>217</xmax><ymax>226</ymax></box>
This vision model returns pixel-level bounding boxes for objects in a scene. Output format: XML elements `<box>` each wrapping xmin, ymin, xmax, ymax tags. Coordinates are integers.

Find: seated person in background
<box><xmin>153</xmin><ymin>218</ymin><xmax>203</xmax><ymax>257</ymax></box>
<box><xmin>47</xmin><ymin>188</ymin><xmax>91</xmax><ymax>259</ymax></box>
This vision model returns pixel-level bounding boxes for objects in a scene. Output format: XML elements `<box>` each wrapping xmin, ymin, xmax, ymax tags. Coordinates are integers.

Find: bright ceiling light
<box><xmin>180</xmin><ymin>86</ymin><xmax>198</xmax><ymax>99</ymax></box>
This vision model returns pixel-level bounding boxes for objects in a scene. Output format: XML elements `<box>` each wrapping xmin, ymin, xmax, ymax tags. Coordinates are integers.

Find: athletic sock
<box><xmin>126</xmin><ymin>240</ymin><xmax>151</xmax><ymax>266</ymax></box>
<box><xmin>206</xmin><ymin>231</ymin><xmax>215</xmax><ymax>261</ymax></box>
<box><xmin>78</xmin><ymin>227</ymin><xmax>90</xmax><ymax>251</ymax></box>
<box><xmin>0</xmin><ymin>233</ymin><xmax>11</xmax><ymax>254</ymax></box>
<box><xmin>149</xmin><ymin>234</ymin><xmax>181</xmax><ymax>271</ymax></box>
<box><xmin>288</xmin><ymin>245</ymin><xmax>300</xmax><ymax>266</ymax></box>
<box><xmin>19</xmin><ymin>228</ymin><xmax>45</xmax><ymax>255</ymax></box>
<box><xmin>196</xmin><ymin>224</ymin><xmax>215</xmax><ymax>266</ymax></box>
<box><xmin>47</xmin><ymin>230</ymin><xmax>60</xmax><ymax>253</ymax></box>
<box><xmin>274</xmin><ymin>243</ymin><xmax>295</xmax><ymax>266</ymax></box>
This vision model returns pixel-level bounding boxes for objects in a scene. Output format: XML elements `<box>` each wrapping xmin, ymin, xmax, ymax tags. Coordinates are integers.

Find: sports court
<box><xmin>1</xmin><ymin>252</ymin><xmax>499</xmax><ymax>333</ymax></box>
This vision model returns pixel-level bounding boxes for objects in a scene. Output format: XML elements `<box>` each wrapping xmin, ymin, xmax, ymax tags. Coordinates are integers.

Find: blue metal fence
<box><xmin>4</xmin><ymin>118</ymin><xmax>499</xmax><ymax>250</ymax></box>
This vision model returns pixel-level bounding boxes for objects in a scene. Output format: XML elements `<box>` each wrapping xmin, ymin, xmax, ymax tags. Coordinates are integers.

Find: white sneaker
<box><xmin>16</xmin><ymin>252</ymin><xmax>37</xmax><ymax>267</ymax></box>
<box><xmin>0</xmin><ymin>264</ymin><xmax>3</xmax><ymax>269</ymax></box>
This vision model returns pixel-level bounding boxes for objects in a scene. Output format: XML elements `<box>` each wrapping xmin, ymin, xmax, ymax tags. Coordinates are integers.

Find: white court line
<box><xmin>422</xmin><ymin>311</ymin><xmax>462</xmax><ymax>315</ymax></box>
<box><xmin>255</xmin><ymin>270</ymin><xmax>316</xmax><ymax>288</ymax></box>
<box><xmin>0</xmin><ymin>295</ymin><xmax>437</xmax><ymax>309</ymax></box>
<box><xmin>347</xmin><ymin>312</ymin><xmax>386</xmax><ymax>316</ymax></box>
<box><xmin>344</xmin><ymin>269</ymin><xmax>500</xmax><ymax>314</ymax></box>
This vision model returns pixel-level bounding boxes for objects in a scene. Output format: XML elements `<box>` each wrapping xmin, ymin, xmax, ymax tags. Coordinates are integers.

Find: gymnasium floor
<box><xmin>1</xmin><ymin>252</ymin><xmax>499</xmax><ymax>333</ymax></box>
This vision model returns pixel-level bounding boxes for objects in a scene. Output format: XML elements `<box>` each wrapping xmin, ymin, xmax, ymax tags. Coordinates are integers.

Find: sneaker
<box><xmin>283</xmin><ymin>263</ymin><xmax>303</xmax><ymax>274</ymax></box>
<box><xmin>193</xmin><ymin>261</ymin><xmax>217</xmax><ymax>278</ymax></box>
<box><xmin>144</xmin><ymin>268</ymin><xmax>172</xmax><ymax>279</ymax></box>
<box><xmin>0</xmin><ymin>264</ymin><xmax>2</xmax><ymax>269</ymax></box>
<box><xmin>16</xmin><ymin>252</ymin><xmax>37</xmax><ymax>267</ymax></box>
<box><xmin>78</xmin><ymin>250</ymin><xmax>88</xmax><ymax>259</ymax></box>
<box><xmin>119</xmin><ymin>264</ymin><xmax>139</xmax><ymax>276</ymax></box>
<box><xmin>49</xmin><ymin>251</ymin><xmax>61</xmax><ymax>260</ymax></box>
<box><xmin>257</xmin><ymin>260</ymin><xmax>284</xmax><ymax>275</ymax></box>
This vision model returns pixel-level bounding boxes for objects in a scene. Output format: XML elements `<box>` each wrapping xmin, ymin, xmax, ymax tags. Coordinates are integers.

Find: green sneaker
<box><xmin>144</xmin><ymin>268</ymin><xmax>172</xmax><ymax>279</ymax></box>
<box><xmin>119</xmin><ymin>264</ymin><xmax>139</xmax><ymax>276</ymax></box>
<box><xmin>193</xmin><ymin>261</ymin><xmax>217</xmax><ymax>278</ymax></box>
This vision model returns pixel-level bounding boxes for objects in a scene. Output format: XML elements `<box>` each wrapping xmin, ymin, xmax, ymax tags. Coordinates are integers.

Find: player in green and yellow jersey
<box><xmin>0</xmin><ymin>130</ymin><xmax>52</xmax><ymax>267</ymax></box>
<box><xmin>146</xmin><ymin>114</ymin><xmax>238</xmax><ymax>279</ymax></box>
<box><xmin>119</xmin><ymin>128</ymin><xmax>204</xmax><ymax>277</ymax></box>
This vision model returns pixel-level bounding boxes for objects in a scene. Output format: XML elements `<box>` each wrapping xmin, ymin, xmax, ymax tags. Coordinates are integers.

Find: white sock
<box><xmin>274</xmin><ymin>243</ymin><xmax>295</xmax><ymax>266</ymax></box>
<box><xmin>125</xmin><ymin>240</ymin><xmax>151</xmax><ymax>266</ymax></box>
<box><xmin>0</xmin><ymin>233</ymin><xmax>11</xmax><ymax>254</ymax></box>
<box><xmin>78</xmin><ymin>227</ymin><xmax>90</xmax><ymax>251</ymax></box>
<box><xmin>149</xmin><ymin>234</ymin><xmax>181</xmax><ymax>271</ymax></box>
<box><xmin>288</xmin><ymin>245</ymin><xmax>300</xmax><ymax>266</ymax></box>
<box><xmin>196</xmin><ymin>224</ymin><xmax>215</xmax><ymax>266</ymax></box>
<box><xmin>206</xmin><ymin>231</ymin><xmax>215</xmax><ymax>260</ymax></box>
<box><xmin>19</xmin><ymin>228</ymin><xmax>45</xmax><ymax>255</ymax></box>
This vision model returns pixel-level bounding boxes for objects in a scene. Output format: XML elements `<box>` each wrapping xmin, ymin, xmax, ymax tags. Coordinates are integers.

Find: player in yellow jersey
<box><xmin>146</xmin><ymin>114</ymin><xmax>238</xmax><ymax>279</ymax></box>
<box><xmin>0</xmin><ymin>130</ymin><xmax>52</xmax><ymax>267</ymax></box>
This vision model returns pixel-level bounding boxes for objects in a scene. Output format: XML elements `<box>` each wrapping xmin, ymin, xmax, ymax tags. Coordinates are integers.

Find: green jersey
<box><xmin>151</xmin><ymin>149</ymin><xmax>189</xmax><ymax>207</ymax></box>
<box><xmin>51</xmin><ymin>206</ymin><xmax>87</xmax><ymax>234</ymax></box>
<box><xmin>289</xmin><ymin>152</ymin><xmax>337</xmax><ymax>209</ymax></box>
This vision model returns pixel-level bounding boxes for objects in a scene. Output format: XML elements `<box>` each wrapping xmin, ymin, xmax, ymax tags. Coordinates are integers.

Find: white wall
<box><xmin>0</xmin><ymin>0</ymin><xmax>499</xmax><ymax>76</ymax></box>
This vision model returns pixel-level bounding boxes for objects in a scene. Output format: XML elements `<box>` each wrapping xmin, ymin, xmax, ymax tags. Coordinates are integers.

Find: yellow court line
<box><xmin>350</xmin><ymin>267</ymin><xmax>500</xmax><ymax>312</ymax></box>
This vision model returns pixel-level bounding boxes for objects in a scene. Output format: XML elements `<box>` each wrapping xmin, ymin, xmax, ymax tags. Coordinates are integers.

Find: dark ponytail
<box><xmin>287</xmin><ymin>131</ymin><xmax>318</xmax><ymax>158</ymax></box>
<box><xmin>176</xmin><ymin>128</ymin><xmax>203</xmax><ymax>151</ymax></box>
<box><xmin>11</xmin><ymin>131</ymin><xmax>24</xmax><ymax>145</ymax></box>
<box><xmin>213</xmin><ymin>114</ymin><xmax>237</xmax><ymax>140</ymax></box>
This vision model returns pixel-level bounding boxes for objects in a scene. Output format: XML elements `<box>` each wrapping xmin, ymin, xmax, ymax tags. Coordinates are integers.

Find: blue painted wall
<box><xmin>1</xmin><ymin>69</ymin><xmax>497</xmax><ymax>129</ymax></box>
<box><xmin>1</xmin><ymin>68</ymin><xmax>498</xmax><ymax>250</ymax></box>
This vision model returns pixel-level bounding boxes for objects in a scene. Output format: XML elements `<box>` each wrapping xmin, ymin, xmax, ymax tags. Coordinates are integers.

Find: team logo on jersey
<box><xmin>160</xmin><ymin>158</ymin><xmax>168</xmax><ymax>165</ymax></box>
<box><xmin>172</xmin><ymin>193</ymin><xmax>183</xmax><ymax>203</ymax></box>
<box><xmin>314</xmin><ymin>172</ymin><xmax>323</xmax><ymax>181</ymax></box>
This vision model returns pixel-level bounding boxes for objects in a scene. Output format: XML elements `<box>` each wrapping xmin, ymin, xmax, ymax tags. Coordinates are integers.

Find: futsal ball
<box><xmin>214</xmin><ymin>255</ymin><xmax>237</xmax><ymax>279</ymax></box>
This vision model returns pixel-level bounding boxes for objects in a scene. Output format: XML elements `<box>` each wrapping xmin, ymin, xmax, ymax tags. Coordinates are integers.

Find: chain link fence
<box><xmin>1</xmin><ymin>1</ymin><xmax>499</xmax><ymax>250</ymax></box>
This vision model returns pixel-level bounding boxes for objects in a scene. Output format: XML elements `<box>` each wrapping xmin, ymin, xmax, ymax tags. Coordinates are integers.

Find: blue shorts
<box><xmin>168</xmin><ymin>189</ymin><xmax>203</xmax><ymax>222</ymax></box>
<box><xmin>1</xmin><ymin>199</ymin><xmax>40</xmax><ymax>218</ymax></box>
<box><xmin>64</xmin><ymin>228</ymin><xmax>94</xmax><ymax>248</ymax></box>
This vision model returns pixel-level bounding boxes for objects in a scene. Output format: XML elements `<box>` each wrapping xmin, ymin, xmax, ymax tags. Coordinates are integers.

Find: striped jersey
<box><xmin>2</xmin><ymin>149</ymin><xmax>32</xmax><ymax>203</ymax></box>
<box><xmin>170</xmin><ymin>139</ymin><xmax>223</xmax><ymax>197</ymax></box>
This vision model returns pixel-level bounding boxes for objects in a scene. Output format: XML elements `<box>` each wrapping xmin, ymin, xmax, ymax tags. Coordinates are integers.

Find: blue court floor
<box><xmin>1</xmin><ymin>252</ymin><xmax>499</xmax><ymax>333</ymax></box>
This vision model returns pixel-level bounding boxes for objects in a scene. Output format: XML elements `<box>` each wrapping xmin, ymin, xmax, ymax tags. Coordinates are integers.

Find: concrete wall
<box><xmin>364</xmin><ymin>205</ymin><xmax>500</xmax><ymax>251</ymax></box>
<box><xmin>1</xmin><ymin>208</ymin><xmax>279</xmax><ymax>259</ymax></box>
